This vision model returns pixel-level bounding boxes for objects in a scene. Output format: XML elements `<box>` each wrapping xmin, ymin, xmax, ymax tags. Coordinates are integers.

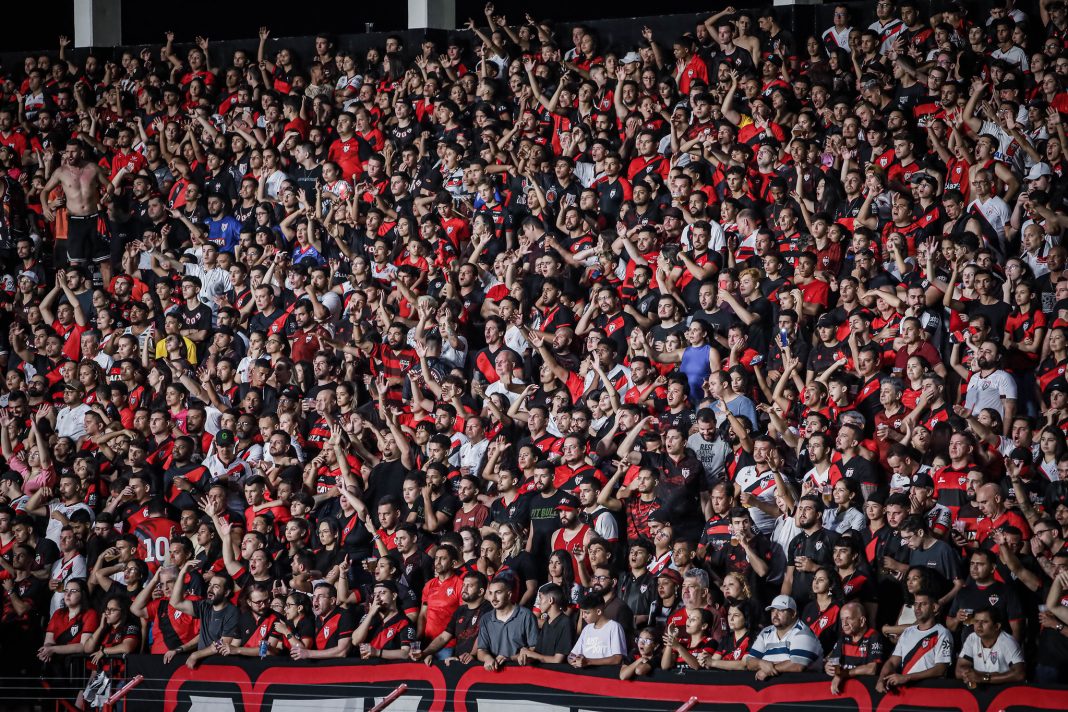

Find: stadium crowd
<box><xmin>0</xmin><ymin>0</ymin><xmax>1067</xmax><ymax>699</ymax></box>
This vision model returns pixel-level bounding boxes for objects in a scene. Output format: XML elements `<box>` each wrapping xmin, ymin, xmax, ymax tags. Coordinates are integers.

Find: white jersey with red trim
<box><xmin>733</xmin><ymin>466</ymin><xmax>779</xmax><ymax>534</ymax></box>
<box><xmin>892</xmin><ymin>623</ymin><xmax>952</xmax><ymax>674</ymax></box>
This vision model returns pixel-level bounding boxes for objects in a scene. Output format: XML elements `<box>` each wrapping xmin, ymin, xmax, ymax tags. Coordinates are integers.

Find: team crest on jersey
<box><xmin>323</xmin><ymin>626</ymin><xmax>331</xmax><ymax>638</ymax></box>
<box><xmin>386</xmin><ymin>629</ymin><xmax>394</xmax><ymax>638</ymax></box>
<box><xmin>818</xmin><ymin>616</ymin><xmax>828</xmax><ymax>628</ymax></box>
<box><xmin>815</xmin><ymin>541</ymin><xmax>823</xmax><ymax>550</ymax></box>
<box><xmin>260</xmin><ymin>624</ymin><xmax>268</xmax><ymax>636</ymax></box>
<box><xmin>71</xmin><ymin>624</ymin><xmax>80</xmax><ymax>635</ymax></box>
<box><xmin>446</xmin><ymin>587</ymin><xmax>455</xmax><ymax>596</ymax></box>
<box><xmin>988</xmin><ymin>594</ymin><xmax>1000</xmax><ymax>606</ymax></box>
<box><xmin>640</xmin><ymin>584</ymin><xmax>648</xmax><ymax>594</ymax></box>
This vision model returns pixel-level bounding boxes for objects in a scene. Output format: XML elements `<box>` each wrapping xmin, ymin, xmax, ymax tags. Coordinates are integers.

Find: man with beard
<box><xmin>550</xmin><ymin>493</ymin><xmax>594</xmax><ymax>577</ymax></box>
<box><xmin>199</xmin><ymin>194</ymin><xmax>242</xmax><ymax>254</ymax></box>
<box><xmin>688</xmin><ymin>409</ymin><xmax>730</xmax><ymax>485</ymax></box>
<box><xmin>947</xmin><ymin>549</ymin><xmax>1024</xmax><ymax>643</ymax></box>
<box><xmin>527</xmin><ymin>462</ymin><xmax>567</xmax><ymax>571</ymax></box>
<box><xmin>782</xmin><ymin>495</ymin><xmax>838</xmax><ymax>612</ymax></box>
<box><xmin>746</xmin><ymin>595</ymin><xmax>823</xmax><ymax>678</ymax></box>
<box><xmin>290</xmin><ymin>581</ymin><xmax>354</xmax><ymax>659</ymax></box>
<box><xmin>733</xmin><ymin>436</ymin><xmax>782</xmax><ymax>536</ymax></box>
<box><xmin>417</xmin><ymin>545</ymin><xmax>463</xmax><ymax>648</ymax></box>
<box><xmin>963</xmin><ymin>341</ymin><xmax>1017</xmax><ymax>431</ymax></box>
<box><xmin>394</xmin><ymin>524</ymin><xmax>433</xmax><ymax>597</ymax></box>
<box><xmin>588</xmin><ymin>564</ymin><xmax>635</xmax><ymax>640</ymax></box>
<box><xmin>223</xmin><ymin>581</ymin><xmax>285</xmax><ymax>657</ymax></box>
<box><xmin>167</xmin><ymin>560</ymin><xmax>238</xmax><ymax>669</ymax></box>
<box><xmin>415</xmin><ymin>570</ymin><xmax>491</xmax><ymax>664</ymax></box>
<box><xmin>453</xmin><ymin>474</ymin><xmax>490</xmax><ymax>532</ymax></box>
<box><xmin>162</xmin><ymin>437</ymin><xmax>211</xmax><ymax>513</ymax></box>
<box><xmin>644</xmin><ymin>426</ymin><xmax>705</xmax><ymax>543</ymax></box>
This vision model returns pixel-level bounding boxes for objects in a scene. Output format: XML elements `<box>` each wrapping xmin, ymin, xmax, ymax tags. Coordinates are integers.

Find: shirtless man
<box><xmin>41</xmin><ymin>139</ymin><xmax>112</xmax><ymax>275</ymax></box>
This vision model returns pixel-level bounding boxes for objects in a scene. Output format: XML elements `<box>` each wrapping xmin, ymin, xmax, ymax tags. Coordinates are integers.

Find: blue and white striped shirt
<box><xmin>747</xmin><ymin>620</ymin><xmax>823</xmax><ymax>670</ymax></box>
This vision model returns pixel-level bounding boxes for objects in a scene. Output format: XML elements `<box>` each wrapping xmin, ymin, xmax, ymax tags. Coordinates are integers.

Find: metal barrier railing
<box><xmin>36</xmin><ymin>653</ymin><xmax>130</xmax><ymax>712</ymax></box>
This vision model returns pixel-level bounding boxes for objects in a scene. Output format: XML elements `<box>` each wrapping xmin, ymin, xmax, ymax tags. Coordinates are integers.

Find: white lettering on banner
<box><xmin>188</xmin><ymin>696</ymin><xmax>237</xmax><ymax>712</ymax></box>
<box><xmin>477</xmin><ymin>701</ymin><xmax>569</xmax><ymax>712</ymax></box>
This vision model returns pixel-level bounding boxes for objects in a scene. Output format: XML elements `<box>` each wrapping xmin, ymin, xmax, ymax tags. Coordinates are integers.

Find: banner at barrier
<box><xmin>120</xmin><ymin>655</ymin><xmax>1068</xmax><ymax>712</ymax></box>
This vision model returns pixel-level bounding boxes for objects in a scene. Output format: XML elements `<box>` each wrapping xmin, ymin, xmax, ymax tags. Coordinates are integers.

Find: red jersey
<box><xmin>133</xmin><ymin>517</ymin><xmax>179</xmax><ymax>572</ymax></box>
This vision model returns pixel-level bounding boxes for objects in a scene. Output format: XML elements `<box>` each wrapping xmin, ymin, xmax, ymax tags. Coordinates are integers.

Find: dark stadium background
<box><xmin>2</xmin><ymin>0</ymin><xmax>729</xmax><ymax>53</ymax></box>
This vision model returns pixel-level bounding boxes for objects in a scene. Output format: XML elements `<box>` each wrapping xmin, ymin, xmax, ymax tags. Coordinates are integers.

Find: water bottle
<box><xmin>259</xmin><ymin>640</ymin><xmax>268</xmax><ymax>659</ymax></box>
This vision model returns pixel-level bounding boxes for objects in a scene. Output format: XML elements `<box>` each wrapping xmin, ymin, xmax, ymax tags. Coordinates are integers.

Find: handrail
<box><xmin>368</xmin><ymin>683</ymin><xmax>408</xmax><ymax>712</ymax></box>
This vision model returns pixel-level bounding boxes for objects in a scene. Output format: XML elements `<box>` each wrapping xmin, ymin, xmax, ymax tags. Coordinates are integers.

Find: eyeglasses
<box><xmin>105</xmin><ymin>607</ymin><xmax>122</xmax><ymax>614</ymax></box>
<box><xmin>249</xmin><ymin>598</ymin><xmax>269</xmax><ymax>605</ymax></box>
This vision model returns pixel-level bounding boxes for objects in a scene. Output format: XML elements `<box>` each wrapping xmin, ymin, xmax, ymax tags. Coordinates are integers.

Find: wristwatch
<box><xmin>983</xmin><ymin>673</ymin><xmax>991</xmax><ymax>683</ymax></box>
<box><xmin>1057</xmin><ymin>623</ymin><xmax>1065</xmax><ymax>632</ymax></box>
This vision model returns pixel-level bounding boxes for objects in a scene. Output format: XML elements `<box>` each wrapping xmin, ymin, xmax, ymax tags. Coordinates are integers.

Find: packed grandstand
<box><xmin>0</xmin><ymin>0</ymin><xmax>1066</xmax><ymax>706</ymax></box>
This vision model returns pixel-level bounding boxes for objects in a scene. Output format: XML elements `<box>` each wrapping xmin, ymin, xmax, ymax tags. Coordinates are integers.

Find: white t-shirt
<box><xmin>964</xmin><ymin>369</ymin><xmax>1017</xmax><ymax>418</ymax></box>
<box><xmin>991</xmin><ymin>46</ymin><xmax>1029</xmax><ymax>72</ymax></box>
<box><xmin>570</xmin><ymin>618</ymin><xmax>628</xmax><ymax>659</ymax></box>
<box><xmin>45</xmin><ymin>500</ymin><xmax>94</xmax><ymax>544</ymax></box>
<box><xmin>56</xmin><ymin>403</ymin><xmax>91</xmax><ymax>441</ymax></box>
<box><xmin>960</xmin><ymin>630</ymin><xmax>1024</xmax><ymax>673</ymax></box>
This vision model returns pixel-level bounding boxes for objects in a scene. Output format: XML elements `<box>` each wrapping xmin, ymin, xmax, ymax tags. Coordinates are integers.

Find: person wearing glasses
<box><xmin>82</xmin><ymin>597</ymin><xmax>141</xmax><ymax>669</ymax></box>
<box><xmin>38</xmin><ymin>578</ymin><xmax>97</xmax><ymax>675</ymax></box>
<box><xmin>217</xmin><ymin>582</ymin><xmax>285</xmax><ymax>657</ymax></box>
<box><xmin>274</xmin><ymin>591</ymin><xmax>315</xmax><ymax>653</ymax></box>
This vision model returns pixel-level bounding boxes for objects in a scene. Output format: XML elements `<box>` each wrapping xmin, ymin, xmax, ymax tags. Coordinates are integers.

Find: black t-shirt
<box><xmin>446</xmin><ymin>600</ymin><xmax>492</xmax><ymax>656</ymax></box>
<box><xmin>535</xmin><ymin>611</ymin><xmax>576</xmax><ymax>657</ymax></box>
<box><xmin>618</xmin><ymin>571</ymin><xmax>658</xmax><ymax>624</ymax></box>
<box><xmin>194</xmin><ymin>599</ymin><xmax>239</xmax><ymax>650</ymax></box>
<box><xmin>831</xmin><ymin>628</ymin><xmax>887</xmax><ymax>670</ymax></box>
<box><xmin>490</xmin><ymin>494</ymin><xmax>532</xmax><ymax>530</ymax></box>
<box><xmin>527</xmin><ymin>490</ymin><xmax>568</xmax><ymax>553</ymax></box>
<box><xmin>947</xmin><ymin>580</ymin><xmax>1022</xmax><ymax>642</ymax></box>
<box><xmin>291</xmin><ymin>164</ymin><xmax>323</xmax><ymax>199</ymax></box>
<box><xmin>841</xmin><ymin>455</ymin><xmax>879</xmax><ymax>489</ymax></box>
<box><xmin>367</xmin><ymin>459</ymin><xmax>410</xmax><ymax>513</ymax></box>
<box><xmin>315</xmin><ymin>606</ymin><xmax>356</xmax><ymax>650</ymax></box>
<box><xmin>964</xmin><ymin>299</ymin><xmax>1011</xmax><ymax>339</ymax></box>
<box><xmin>786</xmin><ymin>528</ymin><xmax>839</xmax><ymax>607</ymax></box>
<box><xmin>745</xmin><ymin>296</ymin><xmax>774</xmax><ymax>353</ymax></box>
